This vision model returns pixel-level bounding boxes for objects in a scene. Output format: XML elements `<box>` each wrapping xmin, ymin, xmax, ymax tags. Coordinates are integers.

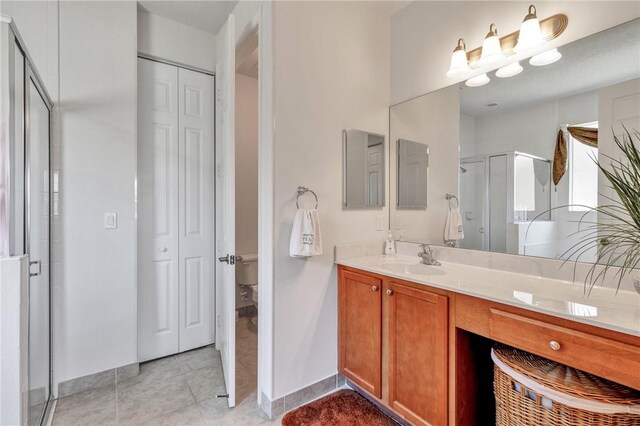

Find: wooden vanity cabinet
<box><xmin>338</xmin><ymin>266</ymin><xmax>449</xmax><ymax>426</ymax></box>
<box><xmin>387</xmin><ymin>281</ymin><xmax>448</xmax><ymax>426</ymax></box>
<box><xmin>338</xmin><ymin>268</ymin><xmax>383</xmax><ymax>397</ymax></box>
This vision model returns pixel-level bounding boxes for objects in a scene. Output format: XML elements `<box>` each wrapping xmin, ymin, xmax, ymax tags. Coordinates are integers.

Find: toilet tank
<box><xmin>236</xmin><ymin>253</ymin><xmax>258</xmax><ymax>285</ymax></box>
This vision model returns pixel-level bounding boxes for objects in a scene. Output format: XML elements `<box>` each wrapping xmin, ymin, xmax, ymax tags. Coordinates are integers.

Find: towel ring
<box><xmin>296</xmin><ymin>186</ymin><xmax>319</xmax><ymax>209</ymax></box>
<box><xmin>445</xmin><ymin>193</ymin><xmax>459</xmax><ymax>208</ymax></box>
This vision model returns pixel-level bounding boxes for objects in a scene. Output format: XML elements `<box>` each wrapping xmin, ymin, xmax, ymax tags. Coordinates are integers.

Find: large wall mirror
<box><xmin>389</xmin><ymin>18</ymin><xmax>640</xmax><ymax>261</ymax></box>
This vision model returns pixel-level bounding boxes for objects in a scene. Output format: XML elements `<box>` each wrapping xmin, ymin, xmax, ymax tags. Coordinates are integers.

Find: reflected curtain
<box><xmin>552</xmin><ymin>126</ymin><xmax>598</xmax><ymax>185</ymax></box>
<box><xmin>553</xmin><ymin>130</ymin><xmax>567</xmax><ymax>186</ymax></box>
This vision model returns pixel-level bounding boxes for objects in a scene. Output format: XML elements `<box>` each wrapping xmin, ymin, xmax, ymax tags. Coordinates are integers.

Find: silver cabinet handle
<box><xmin>372</xmin><ymin>285</ymin><xmax>378</xmax><ymax>291</ymax></box>
<box><xmin>386</xmin><ymin>289</ymin><xmax>393</xmax><ymax>296</ymax></box>
<box><xmin>159</xmin><ymin>247</ymin><xmax>168</xmax><ymax>252</ymax></box>
<box><xmin>549</xmin><ymin>341</ymin><xmax>561</xmax><ymax>351</ymax></box>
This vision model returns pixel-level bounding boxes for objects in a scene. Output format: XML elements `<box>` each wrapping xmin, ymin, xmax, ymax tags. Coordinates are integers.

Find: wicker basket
<box><xmin>492</xmin><ymin>345</ymin><xmax>640</xmax><ymax>426</ymax></box>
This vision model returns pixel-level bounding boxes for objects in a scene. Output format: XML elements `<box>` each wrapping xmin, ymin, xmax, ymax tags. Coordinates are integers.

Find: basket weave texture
<box><xmin>493</xmin><ymin>345</ymin><xmax>640</xmax><ymax>426</ymax></box>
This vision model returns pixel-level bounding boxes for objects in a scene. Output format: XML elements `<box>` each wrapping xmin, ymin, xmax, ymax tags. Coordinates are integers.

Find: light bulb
<box><xmin>514</xmin><ymin>5</ymin><xmax>543</xmax><ymax>53</ymax></box>
<box><xmin>530</xmin><ymin>48</ymin><xmax>562</xmax><ymax>66</ymax></box>
<box><xmin>447</xmin><ymin>38</ymin><xmax>471</xmax><ymax>78</ymax></box>
<box><xmin>466</xmin><ymin>73</ymin><xmax>490</xmax><ymax>87</ymax></box>
<box><xmin>480</xmin><ymin>24</ymin><xmax>504</xmax><ymax>66</ymax></box>
<box><xmin>495</xmin><ymin>62</ymin><xmax>523</xmax><ymax>78</ymax></box>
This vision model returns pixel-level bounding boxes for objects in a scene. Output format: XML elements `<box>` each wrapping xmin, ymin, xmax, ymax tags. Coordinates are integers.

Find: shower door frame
<box><xmin>1</xmin><ymin>16</ymin><xmax>55</xmax><ymax>426</ymax></box>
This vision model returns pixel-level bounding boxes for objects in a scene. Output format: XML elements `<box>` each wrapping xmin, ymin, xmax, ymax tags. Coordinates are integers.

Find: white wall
<box><xmin>390</xmin><ymin>1</ymin><xmax>640</xmax><ymax>104</ymax></box>
<box><xmin>137</xmin><ymin>5</ymin><xmax>216</xmax><ymax>71</ymax></box>
<box><xmin>1</xmin><ymin>0</ymin><xmax>59</xmax><ymax>100</ymax></box>
<box><xmin>57</xmin><ymin>1</ymin><xmax>137</xmax><ymax>384</ymax></box>
<box><xmin>235</xmin><ymin>73</ymin><xmax>259</xmax><ymax>256</ymax></box>
<box><xmin>271</xmin><ymin>1</ymin><xmax>400</xmax><ymax>399</ymax></box>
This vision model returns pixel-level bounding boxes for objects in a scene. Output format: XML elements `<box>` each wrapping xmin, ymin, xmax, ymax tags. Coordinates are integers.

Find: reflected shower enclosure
<box><xmin>1</xmin><ymin>18</ymin><xmax>54</xmax><ymax>426</ymax></box>
<box><xmin>459</xmin><ymin>152</ymin><xmax>552</xmax><ymax>256</ymax></box>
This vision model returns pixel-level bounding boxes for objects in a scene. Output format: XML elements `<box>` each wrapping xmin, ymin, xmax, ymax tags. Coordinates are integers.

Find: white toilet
<box><xmin>237</xmin><ymin>254</ymin><xmax>258</xmax><ymax>322</ymax></box>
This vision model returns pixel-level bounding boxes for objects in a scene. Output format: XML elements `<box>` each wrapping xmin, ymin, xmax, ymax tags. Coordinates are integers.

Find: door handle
<box><xmin>29</xmin><ymin>260</ymin><xmax>41</xmax><ymax>277</ymax></box>
<box><xmin>218</xmin><ymin>255</ymin><xmax>243</xmax><ymax>265</ymax></box>
<box><xmin>159</xmin><ymin>247</ymin><xmax>168</xmax><ymax>252</ymax></box>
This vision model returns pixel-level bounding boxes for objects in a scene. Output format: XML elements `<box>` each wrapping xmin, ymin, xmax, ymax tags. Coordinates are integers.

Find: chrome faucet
<box><xmin>418</xmin><ymin>244</ymin><xmax>441</xmax><ymax>266</ymax></box>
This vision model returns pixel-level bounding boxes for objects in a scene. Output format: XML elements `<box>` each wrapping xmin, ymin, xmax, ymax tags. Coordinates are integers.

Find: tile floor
<box><xmin>52</xmin><ymin>317</ymin><xmax>281</xmax><ymax>425</ymax></box>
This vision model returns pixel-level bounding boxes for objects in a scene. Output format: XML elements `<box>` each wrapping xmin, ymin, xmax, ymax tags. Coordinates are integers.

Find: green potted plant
<box><xmin>560</xmin><ymin>128</ymin><xmax>640</xmax><ymax>293</ymax></box>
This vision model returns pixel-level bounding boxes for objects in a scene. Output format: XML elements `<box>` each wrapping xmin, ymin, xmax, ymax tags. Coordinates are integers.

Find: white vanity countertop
<box><xmin>337</xmin><ymin>254</ymin><xmax>640</xmax><ymax>337</ymax></box>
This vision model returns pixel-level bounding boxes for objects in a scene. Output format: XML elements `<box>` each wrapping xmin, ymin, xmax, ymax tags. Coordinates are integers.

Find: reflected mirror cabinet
<box><xmin>387</xmin><ymin>18</ymin><xmax>640</xmax><ymax>262</ymax></box>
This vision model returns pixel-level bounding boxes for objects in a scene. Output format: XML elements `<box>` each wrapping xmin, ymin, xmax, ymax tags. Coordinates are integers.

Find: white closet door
<box><xmin>138</xmin><ymin>59</ymin><xmax>180</xmax><ymax>361</ymax></box>
<box><xmin>178</xmin><ymin>68</ymin><xmax>215</xmax><ymax>352</ymax></box>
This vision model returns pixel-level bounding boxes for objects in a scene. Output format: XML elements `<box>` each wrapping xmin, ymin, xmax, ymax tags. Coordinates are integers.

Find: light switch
<box><xmin>376</xmin><ymin>215</ymin><xmax>384</xmax><ymax>231</ymax></box>
<box><xmin>395</xmin><ymin>215</ymin><xmax>403</xmax><ymax>230</ymax></box>
<box><xmin>104</xmin><ymin>213</ymin><xmax>117</xmax><ymax>229</ymax></box>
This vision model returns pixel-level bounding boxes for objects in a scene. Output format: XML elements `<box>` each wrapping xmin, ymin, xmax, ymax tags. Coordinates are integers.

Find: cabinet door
<box><xmin>387</xmin><ymin>282</ymin><xmax>448</xmax><ymax>426</ymax></box>
<box><xmin>338</xmin><ymin>268</ymin><xmax>382</xmax><ymax>398</ymax></box>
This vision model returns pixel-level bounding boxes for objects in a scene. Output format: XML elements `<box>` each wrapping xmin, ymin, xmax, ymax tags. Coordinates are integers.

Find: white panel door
<box><xmin>138</xmin><ymin>59</ymin><xmax>180</xmax><ymax>361</ymax></box>
<box><xmin>178</xmin><ymin>68</ymin><xmax>215</xmax><ymax>352</ymax></box>
<box><xmin>215</xmin><ymin>13</ymin><xmax>236</xmax><ymax>407</ymax></box>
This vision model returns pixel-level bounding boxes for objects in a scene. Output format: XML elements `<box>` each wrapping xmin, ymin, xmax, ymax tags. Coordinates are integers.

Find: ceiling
<box><xmin>461</xmin><ymin>19</ymin><xmax>640</xmax><ymax>117</ymax></box>
<box><xmin>138</xmin><ymin>1</ymin><xmax>238</xmax><ymax>34</ymax></box>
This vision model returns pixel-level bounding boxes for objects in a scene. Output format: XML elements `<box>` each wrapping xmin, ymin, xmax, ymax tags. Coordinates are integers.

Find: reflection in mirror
<box><xmin>343</xmin><ymin>129</ymin><xmax>385</xmax><ymax>208</ymax></box>
<box><xmin>389</xmin><ymin>18</ymin><xmax>640</xmax><ymax>262</ymax></box>
<box><xmin>397</xmin><ymin>139</ymin><xmax>429</xmax><ymax>208</ymax></box>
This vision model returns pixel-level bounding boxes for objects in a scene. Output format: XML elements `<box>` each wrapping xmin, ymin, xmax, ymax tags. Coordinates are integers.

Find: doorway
<box><xmin>234</xmin><ymin>28</ymin><xmax>260</xmax><ymax>406</ymax></box>
<box><xmin>137</xmin><ymin>57</ymin><xmax>216</xmax><ymax>362</ymax></box>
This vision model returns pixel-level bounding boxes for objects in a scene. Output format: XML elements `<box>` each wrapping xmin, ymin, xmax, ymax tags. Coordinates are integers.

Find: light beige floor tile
<box><xmin>52</xmin><ymin>394</ymin><xmax>116</xmax><ymax>426</ymax></box>
<box><xmin>184</xmin><ymin>365</ymin><xmax>227</xmax><ymax>402</ymax></box>
<box><xmin>176</xmin><ymin>346</ymin><xmax>219</xmax><ymax>372</ymax></box>
<box><xmin>55</xmin><ymin>385</ymin><xmax>115</xmax><ymax>413</ymax></box>
<box><xmin>141</xmin><ymin>403</ymin><xmax>205</xmax><ymax>426</ymax></box>
<box><xmin>117</xmin><ymin>355</ymin><xmax>182</xmax><ymax>389</ymax></box>
<box><xmin>117</xmin><ymin>375</ymin><xmax>196</xmax><ymax>425</ymax></box>
<box><xmin>198</xmin><ymin>392</ymin><xmax>268</xmax><ymax>426</ymax></box>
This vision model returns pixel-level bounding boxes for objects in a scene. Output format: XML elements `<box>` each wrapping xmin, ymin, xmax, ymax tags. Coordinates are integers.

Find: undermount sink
<box><xmin>379</xmin><ymin>261</ymin><xmax>445</xmax><ymax>276</ymax></box>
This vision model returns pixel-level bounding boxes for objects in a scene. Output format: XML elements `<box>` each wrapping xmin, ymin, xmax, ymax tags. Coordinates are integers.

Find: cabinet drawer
<box><xmin>489</xmin><ymin>309</ymin><xmax>640</xmax><ymax>390</ymax></box>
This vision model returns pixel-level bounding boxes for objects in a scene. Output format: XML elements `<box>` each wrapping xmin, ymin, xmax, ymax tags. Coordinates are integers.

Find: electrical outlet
<box><xmin>104</xmin><ymin>213</ymin><xmax>117</xmax><ymax>229</ymax></box>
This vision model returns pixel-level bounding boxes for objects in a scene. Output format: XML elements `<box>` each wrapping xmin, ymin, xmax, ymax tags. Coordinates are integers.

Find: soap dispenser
<box><xmin>385</xmin><ymin>231</ymin><xmax>396</xmax><ymax>256</ymax></box>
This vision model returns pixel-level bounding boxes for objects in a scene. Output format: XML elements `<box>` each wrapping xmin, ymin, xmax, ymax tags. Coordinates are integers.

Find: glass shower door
<box><xmin>26</xmin><ymin>73</ymin><xmax>51</xmax><ymax>426</ymax></box>
<box><xmin>459</xmin><ymin>159</ymin><xmax>487</xmax><ymax>250</ymax></box>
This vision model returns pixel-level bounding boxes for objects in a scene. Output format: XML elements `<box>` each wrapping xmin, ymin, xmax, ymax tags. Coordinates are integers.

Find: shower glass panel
<box><xmin>27</xmin><ymin>76</ymin><xmax>51</xmax><ymax>426</ymax></box>
<box><xmin>1</xmin><ymin>20</ymin><xmax>53</xmax><ymax>426</ymax></box>
<box><xmin>489</xmin><ymin>155</ymin><xmax>508</xmax><ymax>253</ymax></box>
<box><xmin>514</xmin><ymin>154</ymin><xmax>551</xmax><ymax>221</ymax></box>
<box><xmin>459</xmin><ymin>159</ymin><xmax>486</xmax><ymax>250</ymax></box>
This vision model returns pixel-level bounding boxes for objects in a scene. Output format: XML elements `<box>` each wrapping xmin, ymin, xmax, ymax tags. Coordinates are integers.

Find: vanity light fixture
<box><xmin>529</xmin><ymin>47</ymin><xmax>562</xmax><ymax>66</ymax></box>
<box><xmin>446</xmin><ymin>38</ymin><xmax>471</xmax><ymax>78</ymax></box>
<box><xmin>480</xmin><ymin>24</ymin><xmax>504</xmax><ymax>66</ymax></box>
<box><xmin>514</xmin><ymin>5</ymin><xmax>543</xmax><ymax>53</ymax></box>
<box><xmin>447</xmin><ymin>5</ymin><xmax>567</xmax><ymax>85</ymax></box>
<box><xmin>466</xmin><ymin>73</ymin><xmax>490</xmax><ymax>87</ymax></box>
<box><xmin>495</xmin><ymin>61</ymin><xmax>524</xmax><ymax>78</ymax></box>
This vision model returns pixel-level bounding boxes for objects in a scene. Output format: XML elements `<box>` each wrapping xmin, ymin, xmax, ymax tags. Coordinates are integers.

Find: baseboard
<box><xmin>57</xmin><ymin>362</ymin><xmax>139</xmax><ymax>398</ymax></box>
<box><xmin>260</xmin><ymin>373</ymin><xmax>343</xmax><ymax>419</ymax></box>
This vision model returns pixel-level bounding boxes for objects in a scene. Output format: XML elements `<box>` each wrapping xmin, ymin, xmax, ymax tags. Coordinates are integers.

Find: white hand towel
<box><xmin>289</xmin><ymin>208</ymin><xmax>323</xmax><ymax>258</ymax></box>
<box><xmin>444</xmin><ymin>207</ymin><xmax>464</xmax><ymax>242</ymax></box>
